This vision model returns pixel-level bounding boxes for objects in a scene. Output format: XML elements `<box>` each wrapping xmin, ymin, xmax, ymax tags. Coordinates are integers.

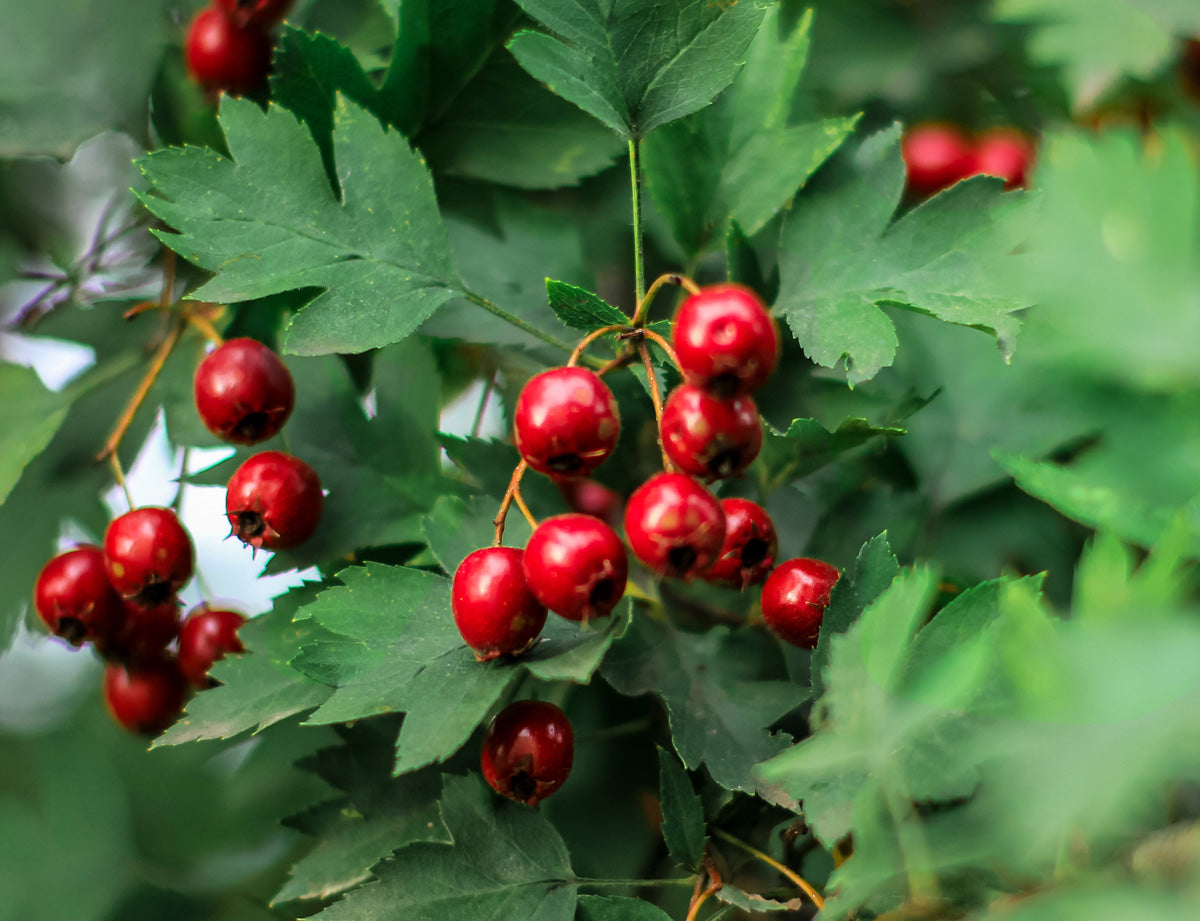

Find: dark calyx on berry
<box><xmin>661</xmin><ymin>385</ymin><xmax>762</xmax><ymax>481</ymax></box>
<box><xmin>194</xmin><ymin>337</ymin><xmax>295</xmax><ymax>445</ymax></box>
<box><xmin>514</xmin><ymin>367</ymin><xmax>620</xmax><ymax>478</ymax></box>
<box><xmin>623</xmin><ymin>473</ymin><xmax>726</xmax><ymax>581</ymax></box>
<box><xmin>452</xmin><ymin>547</ymin><xmax>547</xmax><ymax>661</ymax></box>
<box><xmin>33</xmin><ymin>545</ymin><xmax>121</xmax><ymax>646</ymax></box>
<box><xmin>481</xmin><ymin>699</ymin><xmax>574</xmax><ymax>806</ymax></box>
<box><xmin>705</xmin><ymin>498</ymin><xmax>778</xmax><ymax>589</ymax></box>
<box><xmin>522</xmin><ymin>514</ymin><xmax>628</xmax><ymax>622</ymax></box>
<box><xmin>103</xmin><ymin>507</ymin><xmax>194</xmax><ymax>604</ymax></box>
<box><xmin>225</xmin><ymin>451</ymin><xmax>323</xmax><ymax>551</ymax></box>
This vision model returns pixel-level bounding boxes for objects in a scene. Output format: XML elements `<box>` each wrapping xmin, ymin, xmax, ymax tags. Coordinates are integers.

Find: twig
<box><xmin>97</xmin><ymin>316</ymin><xmax>187</xmax><ymax>462</ymax></box>
<box><xmin>568</xmin><ymin>324</ymin><xmax>627</xmax><ymax>367</ymax></box>
<box><xmin>712</xmin><ymin>828</ymin><xmax>825</xmax><ymax>911</ymax></box>
<box><xmin>638</xmin><ymin>341</ymin><xmax>674</xmax><ymax>472</ymax></box>
<box><xmin>492</xmin><ymin>460</ymin><xmax>529</xmax><ymax>546</ymax></box>
<box><xmin>108</xmin><ymin>453</ymin><xmax>135</xmax><ymax>511</ymax></box>
<box><xmin>640</xmin><ymin>327</ymin><xmax>681</xmax><ymax>370</ymax></box>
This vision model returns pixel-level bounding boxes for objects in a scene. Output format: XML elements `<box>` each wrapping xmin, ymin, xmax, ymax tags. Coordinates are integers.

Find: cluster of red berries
<box><xmin>456</xmin><ymin>283</ymin><xmax>843</xmax><ymax>805</ymax></box>
<box><xmin>184</xmin><ymin>0</ymin><xmax>292</xmax><ymax>96</ymax></box>
<box><xmin>901</xmin><ymin>123</ymin><xmax>1036</xmax><ymax>199</ymax></box>
<box><xmin>32</xmin><ymin>336</ymin><xmax>322</xmax><ymax>734</ymax></box>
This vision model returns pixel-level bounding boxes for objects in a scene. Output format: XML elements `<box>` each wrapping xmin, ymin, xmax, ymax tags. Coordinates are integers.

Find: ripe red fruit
<box><xmin>705</xmin><ymin>498</ymin><xmax>778</xmax><ymax>590</ymax></box>
<box><xmin>523</xmin><ymin>514</ymin><xmax>628</xmax><ymax>622</ymax></box>
<box><xmin>623</xmin><ymin>473</ymin><xmax>726</xmax><ymax>580</ymax></box>
<box><xmin>226</xmin><ymin>451</ymin><xmax>323</xmax><ymax>551</ymax></box>
<box><xmin>514</xmin><ymin>367</ymin><xmax>621</xmax><ymax>477</ymax></box>
<box><xmin>558</xmin><ymin>478</ymin><xmax>623</xmax><ymax>526</ymax></box>
<box><xmin>104</xmin><ymin>507</ymin><xmax>194</xmax><ymax>606</ymax></box>
<box><xmin>215</xmin><ymin>0</ymin><xmax>294</xmax><ymax>27</ymax></box>
<box><xmin>901</xmin><ymin>123</ymin><xmax>976</xmax><ymax>198</ymax></box>
<box><xmin>193</xmin><ymin>338</ymin><xmax>295</xmax><ymax>445</ymax></box>
<box><xmin>185</xmin><ymin>7</ymin><xmax>273</xmax><ymax>96</ymax></box>
<box><xmin>33</xmin><ymin>545</ymin><xmax>121</xmax><ymax>646</ymax></box>
<box><xmin>974</xmin><ymin>128</ymin><xmax>1035</xmax><ymax>190</ymax></box>
<box><xmin>178</xmin><ymin>605</ymin><xmax>246</xmax><ymax>687</ymax></box>
<box><xmin>672</xmin><ymin>284</ymin><xmax>779</xmax><ymax>397</ymax></box>
<box><xmin>453</xmin><ymin>547</ymin><xmax>547</xmax><ymax>661</ymax></box>
<box><xmin>97</xmin><ymin>600</ymin><xmax>183</xmax><ymax>665</ymax></box>
<box><xmin>103</xmin><ymin>658</ymin><xmax>189</xmax><ymax>735</ymax></box>
<box><xmin>481</xmin><ymin>700</ymin><xmax>574</xmax><ymax>806</ymax></box>
<box><xmin>661</xmin><ymin>385</ymin><xmax>763</xmax><ymax>480</ymax></box>
<box><xmin>760</xmin><ymin>558</ymin><xmax>841</xmax><ymax>649</ymax></box>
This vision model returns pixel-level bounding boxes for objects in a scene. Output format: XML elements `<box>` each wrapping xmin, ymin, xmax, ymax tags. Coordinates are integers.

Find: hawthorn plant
<box><xmin>3</xmin><ymin>2</ymin><xmax>1200</xmax><ymax>921</ymax></box>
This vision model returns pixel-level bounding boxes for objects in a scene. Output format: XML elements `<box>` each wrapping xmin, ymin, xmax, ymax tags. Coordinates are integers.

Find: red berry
<box><xmin>452</xmin><ymin>547</ymin><xmax>547</xmax><ymax>661</ymax></box>
<box><xmin>973</xmin><ymin>128</ymin><xmax>1035</xmax><ymax>190</ymax></box>
<box><xmin>103</xmin><ymin>658</ymin><xmax>189</xmax><ymax>735</ymax></box>
<box><xmin>558</xmin><ymin>478</ymin><xmax>623</xmax><ymax>526</ymax></box>
<box><xmin>97</xmin><ymin>599</ymin><xmax>183</xmax><ymax>665</ymax></box>
<box><xmin>672</xmin><ymin>284</ymin><xmax>779</xmax><ymax>397</ymax></box>
<box><xmin>901</xmin><ymin>123</ymin><xmax>976</xmax><ymax>198</ymax></box>
<box><xmin>661</xmin><ymin>385</ymin><xmax>763</xmax><ymax>480</ymax></box>
<box><xmin>226</xmin><ymin>451</ymin><xmax>323</xmax><ymax>551</ymax></box>
<box><xmin>178</xmin><ymin>605</ymin><xmax>246</xmax><ymax>687</ymax></box>
<box><xmin>33</xmin><ymin>545</ymin><xmax>121</xmax><ymax>646</ymax></box>
<box><xmin>185</xmin><ymin>7</ymin><xmax>273</xmax><ymax>96</ymax></box>
<box><xmin>523</xmin><ymin>514</ymin><xmax>628</xmax><ymax>622</ymax></box>
<box><xmin>103</xmin><ymin>507</ymin><xmax>194</xmax><ymax>606</ymax></box>
<box><xmin>215</xmin><ymin>0</ymin><xmax>294</xmax><ymax>27</ymax></box>
<box><xmin>481</xmin><ymin>700</ymin><xmax>574</xmax><ymax>806</ymax></box>
<box><xmin>705</xmin><ymin>498</ymin><xmax>778</xmax><ymax>590</ymax></box>
<box><xmin>194</xmin><ymin>338</ymin><xmax>295</xmax><ymax>445</ymax></box>
<box><xmin>760</xmin><ymin>558</ymin><xmax>841</xmax><ymax>649</ymax></box>
<box><xmin>623</xmin><ymin>473</ymin><xmax>726</xmax><ymax>580</ymax></box>
<box><xmin>514</xmin><ymin>367</ymin><xmax>621</xmax><ymax>478</ymax></box>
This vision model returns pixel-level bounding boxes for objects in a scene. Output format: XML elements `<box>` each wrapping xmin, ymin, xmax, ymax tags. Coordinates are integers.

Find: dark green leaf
<box><xmin>758</xmin><ymin>416</ymin><xmax>905</xmax><ymax>495</ymax></box>
<box><xmin>657</xmin><ymin>747</ymin><xmax>706</xmax><ymax>870</ymax></box>
<box><xmin>547</xmin><ymin>280</ymin><xmax>631</xmax><ymax>332</ymax></box>
<box><xmin>577</xmin><ymin>894</ymin><xmax>675</xmax><ymax>921</ymax></box>
<box><xmin>508</xmin><ymin>0</ymin><xmax>772</xmax><ymax>140</ymax></box>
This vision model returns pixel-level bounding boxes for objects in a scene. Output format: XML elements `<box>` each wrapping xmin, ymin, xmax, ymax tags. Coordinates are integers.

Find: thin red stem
<box><xmin>492</xmin><ymin>460</ymin><xmax>529</xmax><ymax>546</ymax></box>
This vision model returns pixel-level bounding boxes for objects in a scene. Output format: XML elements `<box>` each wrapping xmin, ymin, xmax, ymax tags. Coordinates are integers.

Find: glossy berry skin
<box><xmin>185</xmin><ymin>7</ymin><xmax>272</xmax><ymax>96</ymax></box>
<box><xmin>194</xmin><ymin>338</ymin><xmax>295</xmax><ymax>445</ymax></box>
<box><xmin>97</xmin><ymin>600</ymin><xmax>183</xmax><ymax>665</ymax></box>
<box><xmin>672</xmin><ymin>284</ymin><xmax>779</xmax><ymax>397</ymax></box>
<box><xmin>104</xmin><ymin>507</ymin><xmax>194</xmax><ymax>607</ymax></box>
<box><xmin>226</xmin><ymin>451</ymin><xmax>323</xmax><ymax>551</ymax></box>
<box><xmin>453</xmin><ymin>548</ymin><xmax>547</xmax><ymax>661</ymax></box>
<box><xmin>33</xmin><ymin>545</ymin><xmax>121</xmax><ymax>646</ymax></box>
<box><xmin>558</xmin><ymin>478</ymin><xmax>623</xmax><ymax>527</ymax></box>
<box><xmin>523</xmin><ymin>514</ymin><xmax>628</xmax><ymax>622</ymax></box>
<box><xmin>481</xmin><ymin>700</ymin><xmax>574</xmax><ymax>806</ymax></box>
<box><xmin>661</xmin><ymin>385</ymin><xmax>762</xmax><ymax>480</ymax></box>
<box><xmin>973</xmin><ymin>128</ymin><xmax>1035</xmax><ymax>190</ymax></box>
<box><xmin>760</xmin><ymin>558</ymin><xmax>841</xmax><ymax>649</ymax></box>
<box><xmin>514</xmin><ymin>367</ymin><xmax>621</xmax><ymax>477</ymax></box>
<box><xmin>178</xmin><ymin>605</ymin><xmax>246</xmax><ymax>687</ymax></box>
<box><xmin>705</xmin><ymin>499</ymin><xmax>778</xmax><ymax>590</ymax></box>
<box><xmin>623</xmin><ymin>473</ymin><xmax>726</xmax><ymax>580</ymax></box>
<box><xmin>215</xmin><ymin>0</ymin><xmax>294</xmax><ymax>27</ymax></box>
<box><xmin>901</xmin><ymin>123</ymin><xmax>976</xmax><ymax>199</ymax></box>
<box><xmin>103</xmin><ymin>658</ymin><xmax>189</xmax><ymax>735</ymax></box>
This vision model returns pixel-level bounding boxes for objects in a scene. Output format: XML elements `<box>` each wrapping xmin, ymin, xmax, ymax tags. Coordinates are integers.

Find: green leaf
<box><xmin>994</xmin><ymin>0</ymin><xmax>1200</xmax><ymax>112</ymax></box>
<box><xmin>602</xmin><ymin>616</ymin><xmax>797</xmax><ymax>792</ymax></box>
<box><xmin>0</xmin><ymin>365</ymin><xmax>77</xmax><ymax>506</ymax></box>
<box><xmin>758</xmin><ymin>416</ymin><xmax>905</xmax><ymax>495</ymax></box>
<box><xmin>714</xmin><ymin>886</ymin><xmax>804</xmax><ymax>913</ymax></box>
<box><xmin>643</xmin><ymin>8</ymin><xmax>857</xmax><ymax>257</ymax></box>
<box><xmin>312</xmin><ymin>773</ymin><xmax>577</xmax><ymax>921</ymax></box>
<box><xmin>546</xmin><ymin>280</ymin><xmax>631</xmax><ymax>332</ymax></box>
<box><xmin>775</xmin><ymin>125</ymin><xmax>1032</xmax><ymax>385</ymax></box>
<box><xmin>137</xmin><ymin>95</ymin><xmax>462</xmax><ymax>356</ymax></box>
<box><xmin>657</xmin><ymin>747</ymin><xmax>706</xmax><ymax>870</ymax></box>
<box><xmin>577</xmin><ymin>895</ymin><xmax>675</xmax><ymax>921</ymax></box>
<box><xmin>523</xmin><ymin>603</ymin><xmax>632</xmax><ymax>684</ymax></box>
<box><xmin>508</xmin><ymin>0</ymin><xmax>772</xmax><ymax>140</ymax></box>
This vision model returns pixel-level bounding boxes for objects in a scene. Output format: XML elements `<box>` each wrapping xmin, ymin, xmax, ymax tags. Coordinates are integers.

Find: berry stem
<box><xmin>640</xmin><ymin>327</ymin><xmax>681</xmax><ymax>370</ymax></box>
<box><xmin>107</xmin><ymin>452</ymin><xmax>135</xmax><ymax>511</ymax></box>
<box><xmin>628</xmin><ymin>139</ymin><xmax>646</xmax><ymax>306</ymax></box>
<box><xmin>567</xmin><ymin>324</ymin><xmax>627</xmax><ymax>367</ymax></box>
<box><xmin>631</xmin><ymin>273</ymin><xmax>700</xmax><ymax>327</ymax></box>
<box><xmin>463</xmin><ymin>290</ymin><xmax>595</xmax><ymax>362</ymax></box>
<box><xmin>711</xmin><ymin>828</ymin><xmax>826</xmax><ymax>911</ymax></box>
<box><xmin>638</xmin><ymin>340</ymin><xmax>675</xmax><ymax>472</ymax></box>
<box><xmin>684</xmin><ymin>881</ymin><xmax>720</xmax><ymax>921</ymax></box>
<box><xmin>511</xmin><ymin>479</ymin><xmax>538</xmax><ymax>531</ymax></box>
<box><xmin>492</xmin><ymin>459</ymin><xmax>529</xmax><ymax>547</ymax></box>
<box><xmin>97</xmin><ymin>314</ymin><xmax>187</xmax><ymax>463</ymax></box>
<box><xmin>185</xmin><ymin>309</ymin><xmax>225</xmax><ymax>347</ymax></box>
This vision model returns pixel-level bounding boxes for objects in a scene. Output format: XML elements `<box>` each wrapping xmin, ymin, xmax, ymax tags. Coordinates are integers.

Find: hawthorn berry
<box><xmin>481</xmin><ymin>700</ymin><xmax>574</xmax><ymax>806</ymax></box>
<box><xmin>523</xmin><ymin>514</ymin><xmax>628</xmax><ymax>622</ymax></box>
<box><xmin>452</xmin><ymin>547</ymin><xmax>547</xmax><ymax>661</ymax></box>
<box><xmin>661</xmin><ymin>384</ymin><xmax>763</xmax><ymax>480</ymax></box>
<box><xmin>97</xmin><ymin>599</ymin><xmax>183</xmax><ymax>665</ymax></box>
<box><xmin>558</xmin><ymin>477</ymin><xmax>623</xmax><ymax>526</ymax></box>
<box><xmin>178</xmin><ymin>605</ymin><xmax>246</xmax><ymax>687</ymax></box>
<box><xmin>901</xmin><ymin>123</ymin><xmax>976</xmax><ymax>198</ymax></box>
<box><xmin>974</xmin><ymin>128</ymin><xmax>1035</xmax><ymax>190</ymax></box>
<box><xmin>226</xmin><ymin>451</ymin><xmax>323</xmax><ymax>551</ymax></box>
<box><xmin>672</xmin><ymin>284</ymin><xmax>779</xmax><ymax>397</ymax></box>
<box><xmin>104</xmin><ymin>507</ymin><xmax>194</xmax><ymax>606</ymax></box>
<box><xmin>193</xmin><ymin>337</ymin><xmax>295</xmax><ymax>445</ymax></box>
<box><xmin>184</xmin><ymin>6</ymin><xmax>272</xmax><ymax>96</ymax></box>
<box><xmin>215</xmin><ymin>0</ymin><xmax>294</xmax><ymax>27</ymax></box>
<box><xmin>103</xmin><ymin>658</ymin><xmax>189</xmax><ymax>735</ymax></box>
<box><xmin>760</xmin><ymin>557</ymin><xmax>841</xmax><ymax>649</ymax></box>
<box><xmin>514</xmin><ymin>367</ymin><xmax>621</xmax><ymax>477</ymax></box>
<box><xmin>623</xmin><ymin>473</ymin><xmax>726</xmax><ymax>580</ymax></box>
<box><xmin>705</xmin><ymin>498</ymin><xmax>778</xmax><ymax>590</ymax></box>
<box><xmin>33</xmin><ymin>545</ymin><xmax>121</xmax><ymax>646</ymax></box>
